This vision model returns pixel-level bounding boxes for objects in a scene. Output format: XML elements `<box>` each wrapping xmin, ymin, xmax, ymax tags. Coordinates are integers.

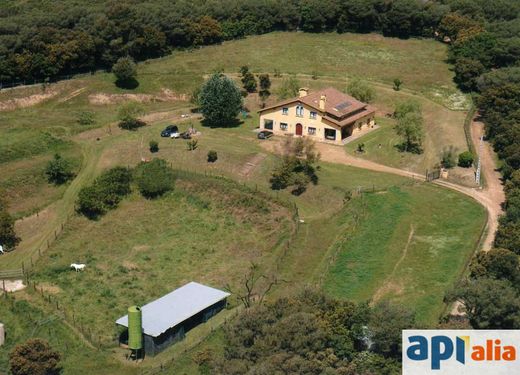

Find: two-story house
<box><xmin>258</xmin><ymin>87</ymin><xmax>376</xmax><ymax>145</ymax></box>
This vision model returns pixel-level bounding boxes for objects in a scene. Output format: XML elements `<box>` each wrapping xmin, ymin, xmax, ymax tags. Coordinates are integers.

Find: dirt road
<box><xmin>470</xmin><ymin>118</ymin><xmax>505</xmax><ymax>250</ymax></box>
<box><xmin>261</xmin><ymin>128</ymin><xmax>504</xmax><ymax>253</ymax></box>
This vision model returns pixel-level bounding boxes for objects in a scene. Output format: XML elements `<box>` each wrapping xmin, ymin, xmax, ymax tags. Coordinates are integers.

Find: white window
<box><xmin>310</xmin><ymin>111</ymin><xmax>317</xmax><ymax>119</ymax></box>
<box><xmin>308</xmin><ymin>127</ymin><xmax>316</xmax><ymax>135</ymax></box>
<box><xmin>282</xmin><ymin>107</ymin><xmax>288</xmax><ymax>115</ymax></box>
<box><xmin>280</xmin><ymin>123</ymin><xmax>288</xmax><ymax>131</ymax></box>
<box><xmin>296</xmin><ymin>105</ymin><xmax>304</xmax><ymax>117</ymax></box>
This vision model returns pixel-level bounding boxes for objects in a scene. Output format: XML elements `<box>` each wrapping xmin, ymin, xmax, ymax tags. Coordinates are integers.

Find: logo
<box><xmin>403</xmin><ymin>330</ymin><xmax>520</xmax><ymax>374</ymax></box>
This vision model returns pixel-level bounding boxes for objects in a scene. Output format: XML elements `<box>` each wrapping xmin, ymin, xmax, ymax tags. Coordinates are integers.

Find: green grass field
<box><xmin>31</xmin><ymin>175</ymin><xmax>294</xmax><ymax>347</ymax></box>
<box><xmin>0</xmin><ymin>31</ymin><xmax>486</xmax><ymax>374</ymax></box>
<box><xmin>323</xmin><ymin>184</ymin><xmax>486</xmax><ymax>324</ymax></box>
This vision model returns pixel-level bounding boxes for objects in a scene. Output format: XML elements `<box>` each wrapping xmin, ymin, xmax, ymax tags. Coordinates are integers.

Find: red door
<box><xmin>296</xmin><ymin>123</ymin><xmax>303</xmax><ymax>136</ymax></box>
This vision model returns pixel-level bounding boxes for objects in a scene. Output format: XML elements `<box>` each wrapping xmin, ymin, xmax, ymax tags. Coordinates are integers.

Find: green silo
<box><xmin>127</xmin><ymin>306</ymin><xmax>143</xmax><ymax>351</ymax></box>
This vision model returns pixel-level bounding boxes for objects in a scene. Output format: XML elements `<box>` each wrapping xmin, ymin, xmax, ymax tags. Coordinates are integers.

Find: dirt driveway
<box><xmin>260</xmin><ymin>130</ymin><xmax>504</xmax><ymax>253</ymax></box>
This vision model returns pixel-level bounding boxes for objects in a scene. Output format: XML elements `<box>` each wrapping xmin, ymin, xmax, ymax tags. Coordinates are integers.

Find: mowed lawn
<box><xmin>31</xmin><ymin>175</ymin><xmax>294</xmax><ymax>347</ymax></box>
<box><xmin>324</xmin><ymin>183</ymin><xmax>486</xmax><ymax>324</ymax></box>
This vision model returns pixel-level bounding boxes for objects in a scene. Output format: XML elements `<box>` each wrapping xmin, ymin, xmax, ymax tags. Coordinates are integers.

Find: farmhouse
<box><xmin>116</xmin><ymin>282</ymin><xmax>230</xmax><ymax>357</ymax></box>
<box><xmin>258</xmin><ymin>87</ymin><xmax>376</xmax><ymax>144</ymax></box>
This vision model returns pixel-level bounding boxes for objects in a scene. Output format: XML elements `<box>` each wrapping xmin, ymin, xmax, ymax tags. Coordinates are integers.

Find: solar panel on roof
<box><xmin>334</xmin><ymin>101</ymin><xmax>351</xmax><ymax>110</ymax></box>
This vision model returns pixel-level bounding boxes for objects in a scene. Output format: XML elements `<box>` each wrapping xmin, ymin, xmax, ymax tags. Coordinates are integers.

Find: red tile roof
<box><xmin>259</xmin><ymin>87</ymin><xmax>375</xmax><ymax>127</ymax></box>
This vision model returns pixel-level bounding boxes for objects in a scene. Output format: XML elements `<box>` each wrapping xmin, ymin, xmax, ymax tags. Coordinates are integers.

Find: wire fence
<box><xmin>0</xmin><ymin>71</ymin><xmax>101</xmax><ymax>91</ymax></box>
<box><xmin>0</xmin><ymin>210</ymin><xmax>75</xmax><ymax>280</ymax></box>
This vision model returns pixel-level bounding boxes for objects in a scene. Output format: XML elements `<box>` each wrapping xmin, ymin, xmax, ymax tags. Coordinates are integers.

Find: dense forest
<box><xmin>1</xmin><ymin>0</ymin><xmax>519</xmax><ymax>83</ymax></box>
<box><xmin>210</xmin><ymin>290</ymin><xmax>411</xmax><ymax>374</ymax></box>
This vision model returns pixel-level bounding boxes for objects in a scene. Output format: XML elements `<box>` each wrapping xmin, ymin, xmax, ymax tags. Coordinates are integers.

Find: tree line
<box><xmin>2</xmin><ymin>0</ymin><xmax>519</xmax><ymax>83</ymax></box>
<box><xmin>438</xmin><ymin>1</ymin><xmax>520</xmax><ymax>330</ymax></box>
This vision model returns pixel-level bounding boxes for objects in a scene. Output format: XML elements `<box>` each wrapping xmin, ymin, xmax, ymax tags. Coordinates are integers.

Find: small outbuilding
<box><xmin>116</xmin><ymin>282</ymin><xmax>230</xmax><ymax>357</ymax></box>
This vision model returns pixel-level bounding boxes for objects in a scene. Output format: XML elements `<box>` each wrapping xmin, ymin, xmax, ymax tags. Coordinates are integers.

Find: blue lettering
<box><xmin>407</xmin><ymin>336</ymin><xmax>428</xmax><ymax>361</ymax></box>
<box><xmin>431</xmin><ymin>336</ymin><xmax>454</xmax><ymax>370</ymax></box>
<box><xmin>456</xmin><ymin>337</ymin><xmax>465</xmax><ymax>364</ymax></box>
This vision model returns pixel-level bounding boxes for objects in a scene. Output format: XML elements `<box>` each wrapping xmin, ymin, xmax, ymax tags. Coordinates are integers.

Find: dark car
<box><xmin>161</xmin><ymin>125</ymin><xmax>179</xmax><ymax>137</ymax></box>
<box><xmin>257</xmin><ymin>130</ymin><xmax>273</xmax><ymax>139</ymax></box>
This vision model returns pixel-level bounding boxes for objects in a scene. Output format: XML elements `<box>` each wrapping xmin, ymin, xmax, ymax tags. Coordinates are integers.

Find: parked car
<box><xmin>257</xmin><ymin>130</ymin><xmax>273</xmax><ymax>139</ymax></box>
<box><xmin>161</xmin><ymin>125</ymin><xmax>179</xmax><ymax>137</ymax></box>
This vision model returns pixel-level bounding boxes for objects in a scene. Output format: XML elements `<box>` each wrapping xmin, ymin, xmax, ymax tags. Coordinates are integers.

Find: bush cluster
<box><xmin>76</xmin><ymin>167</ymin><xmax>132</xmax><ymax>219</ymax></box>
<box><xmin>133</xmin><ymin>159</ymin><xmax>175</xmax><ymax>199</ymax></box>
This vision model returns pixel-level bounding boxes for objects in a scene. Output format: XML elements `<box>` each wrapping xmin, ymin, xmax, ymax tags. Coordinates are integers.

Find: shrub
<box><xmin>458</xmin><ymin>151</ymin><xmax>475</xmax><ymax>167</ymax></box>
<box><xmin>45</xmin><ymin>154</ymin><xmax>74</xmax><ymax>184</ymax></box>
<box><xmin>277</xmin><ymin>76</ymin><xmax>300</xmax><ymax>99</ymax></box>
<box><xmin>441</xmin><ymin>146</ymin><xmax>457</xmax><ymax>169</ymax></box>
<box><xmin>118</xmin><ymin>102</ymin><xmax>146</xmax><ymax>130</ymax></box>
<box><xmin>347</xmin><ymin>78</ymin><xmax>375</xmax><ymax>103</ymax></box>
<box><xmin>77</xmin><ymin>111</ymin><xmax>95</xmax><ymax>126</ymax></box>
<box><xmin>133</xmin><ymin>158</ymin><xmax>174</xmax><ymax>198</ymax></box>
<box><xmin>393</xmin><ymin>78</ymin><xmax>403</xmax><ymax>91</ymax></box>
<box><xmin>240</xmin><ymin>66</ymin><xmax>257</xmax><ymax>93</ymax></box>
<box><xmin>76</xmin><ymin>167</ymin><xmax>132</xmax><ymax>219</ymax></box>
<box><xmin>187</xmin><ymin>139</ymin><xmax>198</xmax><ymax>151</ymax></box>
<box><xmin>9</xmin><ymin>338</ymin><xmax>61</xmax><ymax>375</ymax></box>
<box><xmin>149</xmin><ymin>140</ymin><xmax>159</xmax><ymax>153</ymax></box>
<box><xmin>357</xmin><ymin>143</ymin><xmax>365</xmax><ymax>153</ymax></box>
<box><xmin>207</xmin><ymin>150</ymin><xmax>218</xmax><ymax>162</ymax></box>
<box><xmin>0</xmin><ymin>198</ymin><xmax>20</xmax><ymax>249</ymax></box>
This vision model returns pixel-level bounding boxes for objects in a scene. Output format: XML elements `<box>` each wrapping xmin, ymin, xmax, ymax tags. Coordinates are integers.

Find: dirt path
<box><xmin>239</xmin><ymin>153</ymin><xmax>266</xmax><ymax>177</ymax></box>
<box><xmin>372</xmin><ymin>225</ymin><xmax>415</xmax><ymax>302</ymax></box>
<box><xmin>470</xmin><ymin>117</ymin><xmax>505</xmax><ymax>251</ymax></box>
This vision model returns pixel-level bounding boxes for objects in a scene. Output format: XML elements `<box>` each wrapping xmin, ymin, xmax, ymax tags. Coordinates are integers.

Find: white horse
<box><xmin>70</xmin><ymin>263</ymin><xmax>86</xmax><ymax>272</ymax></box>
<box><xmin>0</xmin><ymin>245</ymin><xmax>4</xmax><ymax>255</ymax></box>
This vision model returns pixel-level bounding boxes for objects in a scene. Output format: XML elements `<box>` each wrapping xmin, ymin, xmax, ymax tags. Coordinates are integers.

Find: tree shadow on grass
<box><xmin>200</xmin><ymin>117</ymin><xmax>243</xmax><ymax>128</ymax></box>
<box><xmin>115</xmin><ymin>78</ymin><xmax>139</xmax><ymax>90</ymax></box>
<box><xmin>394</xmin><ymin>142</ymin><xmax>423</xmax><ymax>155</ymax></box>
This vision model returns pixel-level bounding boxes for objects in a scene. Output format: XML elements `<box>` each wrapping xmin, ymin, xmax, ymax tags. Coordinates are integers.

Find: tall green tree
<box><xmin>394</xmin><ymin>111</ymin><xmax>424</xmax><ymax>153</ymax></box>
<box><xmin>199</xmin><ymin>73</ymin><xmax>243</xmax><ymax>126</ymax></box>
<box><xmin>112</xmin><ymin>57</ymin><xmax>138</xmax><ymax>88</ymax></box>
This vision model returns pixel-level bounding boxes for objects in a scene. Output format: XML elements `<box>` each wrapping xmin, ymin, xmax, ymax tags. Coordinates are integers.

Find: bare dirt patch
<box><xmin>88</xmin><ymin>88</ymin><xmax>188</xmax><ymax>105</ymax></box>
<box><xmin>58</xmin><ymin>87</ymin><xmax>87</xmax><ymax>103</ymax></box>
<box><xmin>0</xmin><ymin>89</ymin><xmax>60</xmax><ymax>111</ymax></box>
<box><xmin>1</xmin><ymin>279</ymin><xmax>26</xmax><ymax>292</ymax></box>
<box><xmin>239</xmin><ymin>153</ymin><xmax>266</xmax><ymax>177</ymax></box>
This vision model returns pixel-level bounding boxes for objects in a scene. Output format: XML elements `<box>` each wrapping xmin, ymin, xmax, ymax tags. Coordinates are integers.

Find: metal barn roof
<box><xmin>115</xmin><ymin>282</ymin><xmax>230</xmax><ymax>337</ymax></box>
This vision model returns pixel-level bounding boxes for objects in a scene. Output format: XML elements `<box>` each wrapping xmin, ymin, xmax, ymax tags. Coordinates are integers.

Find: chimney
<box><xmin>299</xmin><ymin>88</ymin><xmax>309</xmax><ymax>98</ymax></box>
<box><xmin>319</xmin><ymin>95</ymin><xmax>326</xmax><ymax>110</ymax></box>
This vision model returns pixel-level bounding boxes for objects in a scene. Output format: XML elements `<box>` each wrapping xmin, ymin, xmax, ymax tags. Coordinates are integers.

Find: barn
<box><xmin>116</xmin><ymin>282</ymin><xmax>230</xmax><ymax>357</ymax></box>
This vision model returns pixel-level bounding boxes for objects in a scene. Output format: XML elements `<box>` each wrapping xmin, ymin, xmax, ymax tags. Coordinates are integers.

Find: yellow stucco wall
<box><xmin>259</xmin><ymin>101</ymin><xmax>374</xmax><ymax>144</ymax></box>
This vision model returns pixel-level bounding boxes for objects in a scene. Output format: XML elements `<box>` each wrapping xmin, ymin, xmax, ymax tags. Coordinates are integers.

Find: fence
<box><xmin>0</xmin><ymin>269</ymin><xmax>23</xmax><ymax>279</ymax></box>
<box><xmin>0</xmin><ymin>71</ymin><xmax>101</xmax><ymax>91</ymax></box>
<box><xmin>0</xmin><ymin>210</ymin><xmax>74</xmax><ymax>280</ymax></box>
<box><xmin>463</xmin><ymin>104</ymin><xmax>477</xmax><ymax>155</ymax></box>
